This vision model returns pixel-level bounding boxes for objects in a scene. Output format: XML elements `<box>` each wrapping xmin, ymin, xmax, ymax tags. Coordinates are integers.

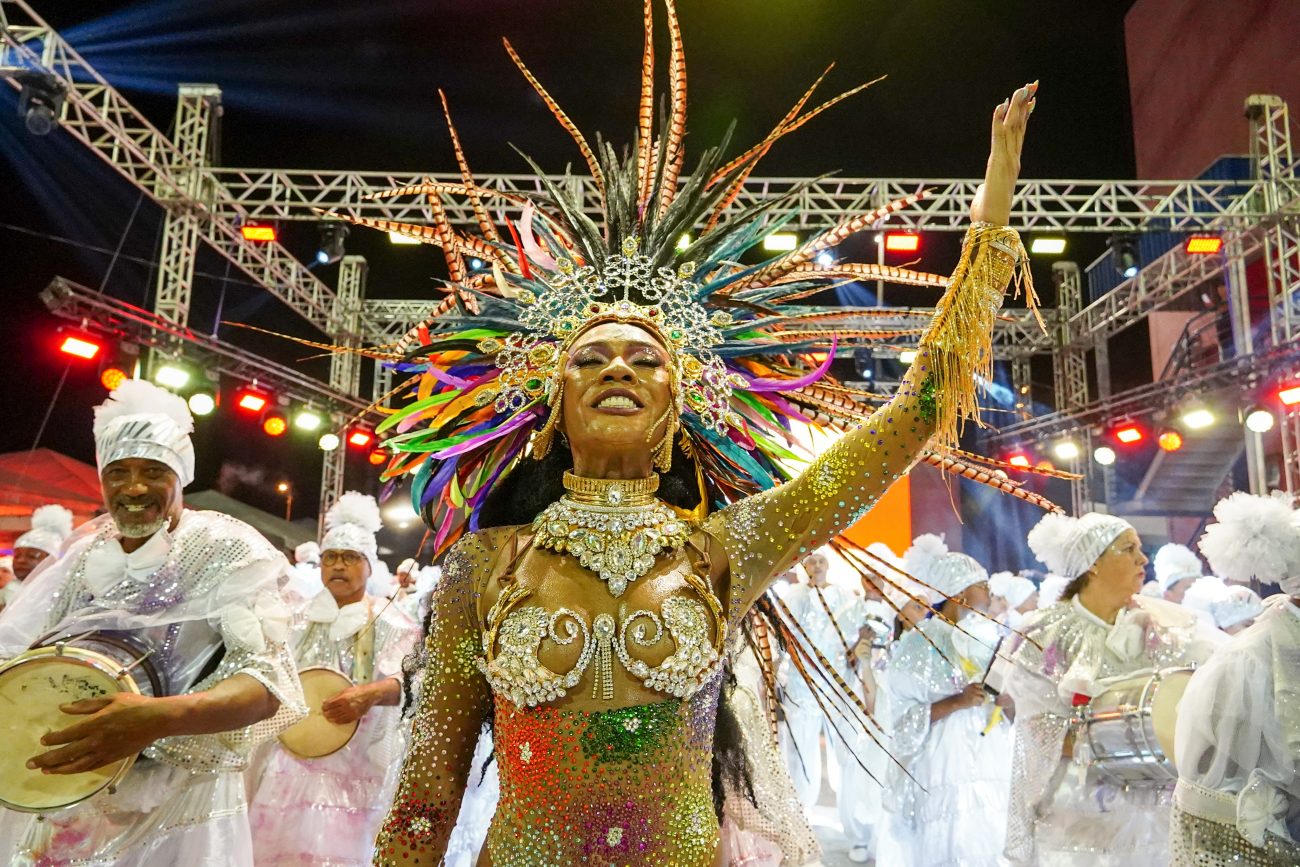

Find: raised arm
<box><xmin>709</xmin><ymin>83</ymin><xmax>1038</xmax><ymax>613</ymax></box>
<box><xmin>373</xmin><ymin>536</ymin><xmax>494</xmax><ymax>866</ymax></box>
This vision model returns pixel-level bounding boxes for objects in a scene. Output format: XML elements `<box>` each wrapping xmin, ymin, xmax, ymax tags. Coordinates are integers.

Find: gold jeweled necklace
<box><xmin>532</xmin><ymin>471</ymin><xmax>690</xmax><ymax>597</ymax></box>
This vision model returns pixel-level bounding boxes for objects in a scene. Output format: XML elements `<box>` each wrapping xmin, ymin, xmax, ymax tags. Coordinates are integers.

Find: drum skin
<box><xmin>278</xmin><ymin>666</ymin><xmax>358</xmax><ymax>759</ymax></box>
<box><xmin>0</xmin><ymin>646</ymin><xmax>146</xmax><ymax>813</ymax></box>
<box><xmin>1080</xmin><ymin>667</ymin><xmax>1194</xmax><ymax>787</ymax></box>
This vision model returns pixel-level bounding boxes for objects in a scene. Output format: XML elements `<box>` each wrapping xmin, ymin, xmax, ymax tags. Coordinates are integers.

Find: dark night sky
<box><xmin>0</xmin><ymin>0</ymin><xmax>1137</xmax><ymax>524</ymax></box>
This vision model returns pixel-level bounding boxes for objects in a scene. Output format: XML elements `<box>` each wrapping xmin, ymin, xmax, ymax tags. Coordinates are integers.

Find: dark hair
<box><xmin>1061</xmin><ymin>573</ymin><xmax>1089</xmax><ymax>601</ymax></box>
<box><xmin>712</xmin><ymin>666</ymin><xmax>757</xmax><ymax>821</ymax></box>
<box><xmin>478</xmin><ymin>435</ymin><xmax>703</xmax><ymax>527</ymax></box>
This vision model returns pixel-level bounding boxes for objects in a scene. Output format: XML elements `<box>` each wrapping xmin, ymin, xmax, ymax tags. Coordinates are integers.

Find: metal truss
<box><xmin>38</xmin><ymin>277</ymin><xmax>370</xmax><ymax>416</ymax></box>
<box><xmin>0</xmin><ymin>1</ymin><xmax>358</xmax><ymax>336</ymax></box>
<box><xmin>319</xmin><ymin>255</ymin><xmax>368</xmax><ymax>525</ymax></box>
<box><xmin>209</xmin><ymin>168</ymin><xmax>1285</xmax><ymax>234</ymax></box>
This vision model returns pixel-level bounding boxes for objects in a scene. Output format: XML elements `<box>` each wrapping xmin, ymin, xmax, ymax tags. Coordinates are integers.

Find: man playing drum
<box><xmin>0</xmin><ymin>379</ymin><xmax>306</xmax><ymax>866</ymax></box>
<box><xmin>249</xmin><ymin>491</ymin><xmax>420</xmax><ymax>866</ymax></box>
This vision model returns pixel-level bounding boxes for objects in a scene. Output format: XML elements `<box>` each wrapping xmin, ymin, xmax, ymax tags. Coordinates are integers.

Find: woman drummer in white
<box><xmin>248</xmin><ymin>492</ymin><xmax>420</xmax><ymax>866</ymax></box>
<box><xmin>1002</xmin><ymin>512</ymin><xmax>1219</xmax><ymax>866</ymax></box>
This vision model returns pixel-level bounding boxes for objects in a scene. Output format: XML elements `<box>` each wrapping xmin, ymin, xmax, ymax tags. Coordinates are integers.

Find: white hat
<box><xmin>14</xmin><ymin>504</ymin><xmax>75</xmax><ymax>557</ymax></box>
<box><xmin>294</xmin><ymin>541</ymin><xmax>321</xmax><ymax>565</ymax></box>
<box><xmin>93</xmin><ymin>380</ymin><xmax>195</xmax><ymax>486</ymax></box>
<box><xmin>865</xmin><ymin>541</ymin><xmax>934</xmax><ymax>608</ymax></box>
<box><xmin>903</xmin><ymin>534</ymin><xmax>988</xmax><ymax>599</ymax></box>
<box><xmin>1181</xmin><ymin>575</ymin><xmax>1228</xmax><ymax>616</ymax></box>
<box><xmin>1028</xmin><ymin>512</ymin><xmax>1134</xmax><ymax>580</ymax></box>
<box><xmin>1038</xmin><ymin>573</ymin><xmax>1071</xmax><ymax>607</ymax></box>
<box><xmin>989</xmin><ymin>571</ymin><xmax>1036</xmax><ymax>608</ymax></box>
<box><xmin>320</xmin><ymin>492</ymin><xmax>383</xmax><ymax>574</ymax></box>
<box><xmin>1210</xmin><ymin>585</ymin><xmax>1265</xmax><ymax>630</ymax></box>
<box><xmin>1152</xmin><ymin>543</ymin><xmax>1203</xmax><ymax>592</ymax></box>
<box><xmin>1198</xmin><ymin>491</ymin><xmax>1300</xmax><ymax>588</ymax></box>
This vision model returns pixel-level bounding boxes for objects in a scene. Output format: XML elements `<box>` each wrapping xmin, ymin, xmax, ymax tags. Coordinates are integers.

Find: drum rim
<box><xmin>278</xmin><ymin>665</ymin><xmax>359</xmax><ymax>760</ymax></box>
<box><xmin>32</xmin><ymin>630</ymin><xmax>166</xmax><ymax>699</ymax></box>
<box><xmin>1079</xmin><ymin>666</ymin><xmax>1194</xmax><ymax>788</ymax></box>
<box><xmin>0</xmin><ymin>648</ymin><xmax>142</xmax><ymax>814</ymax></box>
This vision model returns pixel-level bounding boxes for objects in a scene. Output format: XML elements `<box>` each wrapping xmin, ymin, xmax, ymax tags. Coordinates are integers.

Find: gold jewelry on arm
<box><xmin>706</xmin><ymin>223</ymin><xmax>1031</xmax><ymax>617</ymax></box>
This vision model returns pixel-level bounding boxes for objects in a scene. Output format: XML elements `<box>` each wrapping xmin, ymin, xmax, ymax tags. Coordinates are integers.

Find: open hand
<box><xmin>970</xmin><ymin>81</ymin><xmax>1038</xmax><ymax>225</ymax></box>
<box><xmin>29</xmin><ymin>692</ymin><xmax>171</xmax><ymax>775</ymax></box>
<box><xmin>320</xmin><ymin>683</ymin><xmax>375</xmax><ymax>725</ymax></box>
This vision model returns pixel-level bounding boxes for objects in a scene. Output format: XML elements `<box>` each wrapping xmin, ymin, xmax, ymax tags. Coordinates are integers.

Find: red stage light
<box><xmin>262</xmin><ymin>413</ymin><xmax>288</xmax><ymax>437</ymax></box>
<box><xmin>240</xmin><ymin>224</ymin><xmax>278</xmax><ymax>242</ymax></box>
<box><xmin>1115</xmin><ymin>424</ymin><xmax>1145</xmax><ymax>445</ymax></box>
<box><xmin>100</xmin><ymin>367</ymin><xmax>128</xmax><ymax>390</ymax></box>
<box><xmin>1008</xmin><ymin>454</ymin><xmax>1031</xmax><ymax>468</ymax></box>
<box><xmin>348</xmin><ymin>430</ymin><xmax>374</xmax><ymax>448</ymax></box>
<box><xmin>1279</xmin><ymin>384</ymin><xmax>1300</xmax><ymax>407</ymax></box>
<box><xmin>60</xmin><ymin>335</ymin><xmax>101</xmax><ymax>360</ymax></box>
<box><xmin>368</xmin><ymin>449</ymin><xmax>387</xmax><ymax>466</ymax></box>
<box><xmin>883</xmin><ymin>232</ymin><xmax>921</xmax><ymax>253</ymax></box>
<box><xmin>1184</xmin><ymin>236</ymin><xmax>1223</xmax><ymax>255</ymax></box>
<box><xmin>236</xmin><ymin>390</ymin><xmax>269</xmax><ymax>413</ymax></box>
<box><xmin>1157</xmin><ymin>429</ymin><xmax>1184</xmax><ymax>452</ymax></box>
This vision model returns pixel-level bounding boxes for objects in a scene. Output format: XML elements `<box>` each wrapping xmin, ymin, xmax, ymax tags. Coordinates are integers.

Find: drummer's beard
<box><xmin>116</xmin><ymin>515</ymin><xmax>167</xmax><ymax>539</ymax></box>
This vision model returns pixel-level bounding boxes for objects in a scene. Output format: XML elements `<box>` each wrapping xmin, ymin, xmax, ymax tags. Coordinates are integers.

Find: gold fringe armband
<box><xmin>917</xmin><ymin>222</ymin><xmax>1037</xmax><ymax>450</ymax></box>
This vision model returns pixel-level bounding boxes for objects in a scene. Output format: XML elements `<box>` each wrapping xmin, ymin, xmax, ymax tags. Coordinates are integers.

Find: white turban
<box><xmin>903</xmin><ymin>534</ymin><xmax>989</xmax><ymax>599</ymax></box>
<box><xmin>989</xmin><ymin>571</ymin><xmax>1036</xmax><ymax>608</ymax></box>
<box><xmin>1152</xmin><ymin>543</ymin><xmax>1203</xmax><ymax>592</ymax></box>
<box><xmin>1027</xmin><ymin>512</ymin><xmax>1134</xmax><ymax>580</ymax></box>
<box><xmin>14</xmin><ymin>504</ymin><xmax>75</xmax><ymax>557</ymax></box>
<box><xmin>93</xmin><ymin>380</ymin><xmax>195</xmax><ymax>486</ymax></box>
<box><xmin>294</xmin><ymin>541</ymin><xmax>321</xmax><ymax>566</ymax></box>
<box><xmin>320</xmin><ymin>492</ymin><xmax>383</xmax><ymax>574</ymax></box>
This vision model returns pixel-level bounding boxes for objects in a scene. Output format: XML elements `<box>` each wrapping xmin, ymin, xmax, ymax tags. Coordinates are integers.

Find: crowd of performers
<box><xmin>1</xmin><ymin>5</ymin><xmax>1297</xmax><ymax>864</ymax></box>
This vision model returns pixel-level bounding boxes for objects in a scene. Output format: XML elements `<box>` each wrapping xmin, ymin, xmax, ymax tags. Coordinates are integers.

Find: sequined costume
<box><xmin>249</xmin><ymin>591</ymin><xmax>420</xmax><ymax>866</ymax></box>
<box><xmin>1169</xmin><ymin>596</ymin><xmax>1300</xmax><ymax>866</ymax></box>
<box><xmin>372</xmin><ymin>221</ymin><xmax>1024</xmax><ymax>865</ymax></box>
<box><xmin>1002</xmin><ymin>596</ymin><xmax>1218</xmax><ymax>866</ymax></box>
<box><xmin>0</xmin><ymin>510</ymin><xmax>306</xmax><ymax>866</ymax></box>
<box><xmin>876</xmin><ymin>612</ymin><xmax>1009</xmax><ymax>866</ymax></box>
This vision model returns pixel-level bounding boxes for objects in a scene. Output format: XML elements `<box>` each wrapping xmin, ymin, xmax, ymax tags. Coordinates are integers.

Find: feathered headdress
<box><xmin>1198</xmin><ymin>491</ymin><xmax>1300</xmax><ymax>586</ymax></box>
<box><xmin>321</xmin><ymin>0</ymin><xmax>1045</xmax><ymax>555</ymax></box>
<box><xmin>93</xmin><ymin>379</ymin><xmax>196</xmax><ymax>485</ymax></box>
<box><xmin>14</xmin><ymin>504</ymin><xmax>76</xmax><ymax>557</ymax></box>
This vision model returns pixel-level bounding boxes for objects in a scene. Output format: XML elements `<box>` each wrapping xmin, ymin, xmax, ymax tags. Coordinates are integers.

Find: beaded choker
<box><xmin>533</xmin><ymin>472</ymin><xmax>689</xmax><ymax>597</ymax></box>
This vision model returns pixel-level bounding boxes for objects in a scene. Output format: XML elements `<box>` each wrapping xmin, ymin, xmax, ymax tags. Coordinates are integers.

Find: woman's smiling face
<box><xmin>560</xmin><ymin>321</ymin><xmax>674</xmax><ymax>456</ymax></box>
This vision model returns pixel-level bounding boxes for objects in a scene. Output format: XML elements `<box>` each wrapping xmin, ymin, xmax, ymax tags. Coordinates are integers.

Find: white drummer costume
<box><xmin>0</xmin><ymin>380</ymin><xmax>305</xmax><ymax>867</ymax></box>
<box><xmin>1169</xmin><ymin>491</ymin><xmax>1300</xmax><ymax>865</ymax></box>
<box><xmin>1003</xmin><ymin>512</ymin><xmax>1219</xmax><ymax>866</ymax></box>
<box><xmin>249</xmin><ymin>492</ymin><xmax>420</xmax><ymax>865</ymax></box>
<box><xmin>877</xmin><ymin>536</ymin><xmax>1011</xmax><ymax>867</ymax></box>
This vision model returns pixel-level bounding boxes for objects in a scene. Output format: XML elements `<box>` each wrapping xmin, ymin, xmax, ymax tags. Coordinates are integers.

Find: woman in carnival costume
<box><xmin>322</xmin><ymin>3</ymin><xmax>1043</xmax><ymax>862</ymax></box>
<box><xmin>1003</xmin><ymin>512</ymin><xmax>1222</xmax><ymax>865</ymax></box>
<box><xmin>1170</xmin><ymin>491</ymin><xmax>1300</xmax><ymax>865</ymax></box>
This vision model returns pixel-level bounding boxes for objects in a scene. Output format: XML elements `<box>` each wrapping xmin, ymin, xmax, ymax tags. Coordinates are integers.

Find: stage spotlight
<box><xmin>1245</xmin><ymin>406</ymin><xmax>1276</xmax><ymax>433</ymax></box>
<box><xmin>1185</xmin><ymin>236</ymin><xmax>1223</xmax><ymax>255</ymax></box>
<box><xmin>17</xmin><ymin>72</ymin><xmax>66</xmax><ymax>137</ymax></box>
<box><xmin>1094</xmin><ymin>446</ymin><xmax>1117</xmax><ymax>466</ymax></box>
<box><xmin>240</xmin><ymin>224</ymin><xmax>278</xmax><ymax>243</ymax></box>
<box><xmin>59</xmin><ymin>334</ymin><xmax>102</xmax><ymax>360</ymax></box>
<box><xmin>316</xmin><ymin>223</ymin><xmax>349</xmax><ymax>266</ymax></box>
<box><xmin>368</xmin><ymin>449</ymin><xmax>388</xmax><ymax>466</ymax></box>
<box><xmin>235</xmin><ymin>388</ymin><xmax>270</xmax><ymax>413</ymax></box>
<box><xmin>188</xmin><ymin>392</ymin><xmax>216</xmax><ymax>416</ymax></box>
<box><xmin>1112</xmin><ymin>422</ymin><xmax>1145</xmax><ymax>445</ymax></box>
<box><xmin>388</xmin><ymin>231</ymin><xmax>420</xmax><ymax>245</ymax></box>
<box><xmin>294</xmin><ymin>409</ymin><xmax>323</xmax><ymax>432</ymax></box>
<box><xmin>815</xmin><ymin>250</ymin><xmax>836</xmax><ymax>268</ymax></box>
<box><xmin>898</xmin><ymin>349</ymin><xmax>917</xmax><ymax>365</ymax></box>
<box><xmin>676</xmin><ymin>233</ymin><xmax>692</xmax><ymax>251</ymax></box>
<box><xmin>1007</xmin><ymin>454</ymin><xmax>1032</xmax><ymax>468</ymax></box>
<box><xmin>318</xmin><ymin>433</ymin><xmax>341</xmax><ymax>451</ymax></box>
<box><xmin>763</xmin><ymin>233</ymin><xmax>798</xmax><ymax>252</ymax></box>
<box><xmin>1179</xmin><ymin>406</ymin><xmax>1215</xmax><ymax>430</ymax></box>
<box><xmin>1052</xmin><ymin>440</ymin><xmax>1080</xmax><ymax>461</ymax></box>
<box><xmin>1030</xmin><ymin>237</ymin><xmax>1067</xmax><ymax>255</ymax></box>
<box><xmin>348</xmin><ymin>429</ymin><xmax>374</xmax><ymax>448</ymax></box>
<box><xmin>469</xmin><ymin>257</ymin><xmax>485</xmax><ymax>271</ymax></box>
<box><xmin>100</xmin><ymin>366</ymin><xmax>128</xmax><ymax>391</ymax></box>
<box><xmin>884</xmin><ymin>232</ymin><xmax>921</xmax><ymax>253</ymax></box>
<box><xmin>1110</xmin><ymin>235</ymin><xmax>1139</xmax><ymax>279</ymax></box>
<box><xmin>262</xmin><ymin>411</ymin><xmax>288</xmax><ymax>437</ymax></box>
<box><xmin>1157</xmin><ymin>429</ymin><xmax>1184</xmax><ymax>452</ymax></box>
<box><xmin>1278</xmin><ymin>384</ymin><xmax>1300</xmax><ymax>406</ymax></box>
<box><xmin>153</xmin><ymin>364</ymin><xmax>191</xmax><ymax>390</ymax></box>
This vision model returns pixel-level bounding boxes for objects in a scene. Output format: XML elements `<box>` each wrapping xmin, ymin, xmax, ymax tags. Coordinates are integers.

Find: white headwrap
<box><xmin>1152</xmin><ymin>543</ymin><xmax>1203</xmax><ymax>592</ymax></box>
<box><xmin>294</xmin><ymin>541</ymin><xmax>321</xmax><ymax>565</ymax></box>
<box><xmin>14</xmin><ymin>504</ymin><xmax>75</xmax><ymax>556</ymax></box>
<box><xmin>1198</xmin><ymin>491</ymin><xmax>1300</xmax><ymax>591</ymax></box>
<box><xmin>1181</xmin><ymin>575</ymin><xmax>1228</xmax><ymax>616</ymax></box>
<box><xmin>988</xmin><ymin>571</ymin><xmax>1036</xmax><ymax>608</ymax></box>
<box><xmin>1027</xmin><ymin>511</ymin><xmax>1134</xmax><ymax>580</ymax></box>
<box><xmin>320</xmin><ymin>492</ymin><xmax>383</xmax><ymax>574</ymax></box>
<box><xmin>92</xmin><ymin>379</ymin><xmax>196</xmax><ymax>486</ymax></box>
<box><xmin>1209</xmin><ymin>585</ymin><xmax>1265</xmax><ymax>630</ymax></box>
<box><xmin>903</xmin><ymin>533</ymin><xmax>989</xmax><ymax>598</ymax></box>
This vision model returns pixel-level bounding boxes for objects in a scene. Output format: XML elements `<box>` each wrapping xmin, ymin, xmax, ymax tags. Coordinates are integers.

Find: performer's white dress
<box><xmin>0</xmin><ymin>511</ymin><xmax>306</xmax><ymax>867</ymax></box>
<box><xmin>1169</xmin><ymin>595</ymin><xmax>1300</xmax><ymax>865</ymax></box>
<box><xmin>1002</xmin><ymin>595</ymin><xmax>1219</xmax><ymax>866</ymax></box>
<box><xmin>249</xmin><ymin>591</ymin><xmax>420</xmax><ymax>865</ymax></box>
<box><xmin>877</xmin><ymin>614</ymin><xmax>1010</xmax><ymax>866</ymax></box>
